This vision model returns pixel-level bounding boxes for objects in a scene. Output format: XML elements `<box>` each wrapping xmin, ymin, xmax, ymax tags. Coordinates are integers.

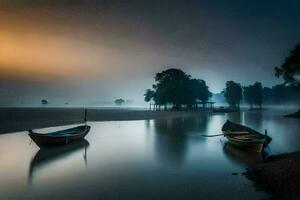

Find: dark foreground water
<box><xmin>0</xmin><ymin>109</ymin><xmax>299</xmax><ymax>200</ymax></box>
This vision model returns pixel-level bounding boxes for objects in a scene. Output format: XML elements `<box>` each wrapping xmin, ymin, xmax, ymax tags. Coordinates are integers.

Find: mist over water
<box><xmin>0</xmin><ymin>109</ymin><xmax>298</xmax><ymax>199</ymax></box>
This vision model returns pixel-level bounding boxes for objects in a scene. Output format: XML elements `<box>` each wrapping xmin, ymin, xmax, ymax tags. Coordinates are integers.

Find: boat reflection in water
<box><xmin>223</xmin><ymin>142</ymin><xmax>264</xmax><ymax>167</ymax></box>
<box><xmin>28</xmin><ymin>139</ymin><xmax>89</xmax><ymax>184</ymax></box>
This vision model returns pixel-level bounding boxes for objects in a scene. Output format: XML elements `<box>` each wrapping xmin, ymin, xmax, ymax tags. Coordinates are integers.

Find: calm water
<box><xmin>0</xmin><ymin>109</ymin><xmax>299</xmax><ymax>200</ymax></box>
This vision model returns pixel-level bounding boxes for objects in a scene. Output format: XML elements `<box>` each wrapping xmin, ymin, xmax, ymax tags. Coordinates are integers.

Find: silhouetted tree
<box><xmin>243</xmin><ymin>82</ymin><xmax>263</xmax><ymax>109</ymax></box>
<box><xmin>262</xmin><ymin>87</ymin><xmax>273</xmax><ymax>103</ymax></box>
<box><xmin>188</xmin><ymin>79</ymin><xmax>212</xmax><ymax>104</ymax></box>
<box><xmin>154</xmin><ymin>68</ymin><xmax>190</xmax><ymax>109</ymax></box>
<box><xmin>144</xmin><ymin>89</ymin><xmax>155</xmax><ymax>103</ymax></box>
<box><xmin>252</xmin><ymin>82</ymin><xmax>263</xmax><ymax>108</ymax></box>
<box><xmin>114</xmin><ymin>98</ymin><xmax>125</xmax><ymax>106</ymax></box>
<box><xmin>275</xmin><ymin>43</ymin><xmax>300</xmax><ymax>115</ymax></box>
<box><xmin>41</xmin><ymin>99</ymin><xmax>48</xmax><ymax>105</ymax></box>
<box><xmin>224</xmin><ymin>81</ymin><xmax>242</xmax><ymax>108</ymax></box>
<box><xmin>145</xmin><ymin>68</ymin><xmax>212</xmax><ymax>110</ymax></box>
<box><xmin>262</xmin><ymin>84</ymin><xmax>300</xmax><ymax>105</ymax></box>
<box><xmin>243</xmin><ymin>86</ymin><xmax>254</xmax><ymax>109</ymax></box>
<box><xmin>275</xmin><ymin>43</ymin><xmax>300</xmax><ymax>86</ymax></box>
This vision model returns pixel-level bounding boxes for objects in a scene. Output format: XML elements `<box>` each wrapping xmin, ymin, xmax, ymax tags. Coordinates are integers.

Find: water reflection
<box><xmin>153</xmin><ymin>116</ymin><xmax>210</xmax><ymax>136</ymax></box>
<box><xmin>29</xmin><ymin>139</ymin><xmax>89</xmax><ymax>184</ymax></box>
<box><xmin>226</xmin><ymin>112</ymin><xmax>243</xmax><ymax>124</ymax></box>
<box><xmin>223</xmin><ymin>142</ymin><xmax>263</xmax><ymax>167</ymax></box>
<box><xmin>151</xmin><ymin>116</ymin><xmax>209</xmax><ymax>166</ymax></box>
<box><xmin>224</xmin><ymin>112</ymin><xmax>264</xmax><ymax>135</ymax></box>
<box><xmin>244</xmin><ymin>111</ymin><xmax>263</xmax><ymax>131</ymax></box>
<box><xmin>1</xmin><ymin>109</ymin><xmax>300</xmax><ymax>199</ymax></box>
<box><xmin>152</xmin><ymin>118</ymin><xmax>189</xmax><ymax>166</ymax></box>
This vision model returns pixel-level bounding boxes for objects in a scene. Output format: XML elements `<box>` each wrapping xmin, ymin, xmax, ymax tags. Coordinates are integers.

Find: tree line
<box><xmin>262</xmin><ymin>84</ymin><xmax>300</xmax><ymax>105</ymax></box>
<box><xmin>223</xmin><ymin>81</ymin><xmax>300</xmax><ymax>109</ymax></box>
<box><xmin>221</xmin><ymin>43</ymin><xmax>300</xmax><ymax>109</ymax></box>
<box><xmin>223</xmin><ymin>81</ymin><xmax>263</xmax><ymax>109</ymax></box>
<box><xmin>144</xmin><ymin>72</ymin><xmax>299</xmax><ymax>110</ymax></box>
<box><xmin>144</xmin><ymin>43</ymin><xmax>300</xmax><ymax>110</ymax></box>
<box><xmin>143</xmin><ymin>69</ymin><xmax>288</xmax><ymax>110</ymax></box>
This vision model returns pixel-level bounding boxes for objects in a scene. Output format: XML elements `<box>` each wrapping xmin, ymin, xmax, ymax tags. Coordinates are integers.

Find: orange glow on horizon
<box><xmin>0</xmin><ymin>30</ymin><xmax>103</xmax><ymax>80</ymax></box>
<box><xmin>0</xmin><ymin>11</ymin><xmax>156</xmax><ymax>83</ymax></box>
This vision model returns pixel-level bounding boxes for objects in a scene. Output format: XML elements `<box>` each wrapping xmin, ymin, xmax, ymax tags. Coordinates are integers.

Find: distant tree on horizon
<box><xmin>243</xmin><ymin>82</ymin><xmax>263</xmax><ymax>109</ymax></box>
<box><xmin>252</xmin><ymin>82</ymin><xmax>263</xmax><ymax>108</ymax></box>
<box><xmin>243</xmin><ymin>86</ymin><xmax>254</xmax><ymax>109</ymax></box>
<box><xmin>262</xmin><ymin>84</ymin><xmax>300</xmax><ymax>105</ymax></box>
<box><xmin>41</xmin><ymin>99</ymin><xmax>48</xmax><ymax>105</ymax></box>
<box><xmin>224</xmin><ymin>81</ymin><xmax>242</xmax><ymax>108</ymax></box>
<box><xmin>114</xmin><ymin>98</ymin><xmax>125</xmax><ymax>106</ymax></box>
<box><xmin>275</xmin><ymin>43</ymin><xmax>300</xmax><ymax>86</ymax></box>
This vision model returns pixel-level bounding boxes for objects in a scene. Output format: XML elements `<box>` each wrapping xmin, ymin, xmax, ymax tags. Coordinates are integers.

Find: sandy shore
<box><xmin>247</xmin><ymin>151</ymin><xmax>300</xmax><ymax>199</ymax></box>
<box><xmin>0</xmin><ymin>107</ymin><xmax>208</xmax><ymax>134</ymax></box>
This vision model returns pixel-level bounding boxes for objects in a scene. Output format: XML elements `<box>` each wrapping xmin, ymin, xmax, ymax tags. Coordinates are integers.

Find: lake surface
<box><xmin>0</xmin><ymin>109</ymin><xmax>299</xmax><ymax>200</ymax></box>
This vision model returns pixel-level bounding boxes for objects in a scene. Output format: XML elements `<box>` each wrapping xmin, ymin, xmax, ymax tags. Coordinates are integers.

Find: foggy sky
<box><xmin>0</xmin><ymin>0</ymin><xmax>300</xmax><ymax>106</ymax></box>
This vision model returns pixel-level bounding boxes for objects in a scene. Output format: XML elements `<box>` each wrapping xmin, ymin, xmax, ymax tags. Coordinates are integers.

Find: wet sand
<box><xmin>0</xmin><ymin>107</ymin><xmax>207</xmax><ymax>134</ymax></box>
<box><xmin>247</xmin><ymin>151</ymin><xmax>300</xmax><ymax>199</ymax></box>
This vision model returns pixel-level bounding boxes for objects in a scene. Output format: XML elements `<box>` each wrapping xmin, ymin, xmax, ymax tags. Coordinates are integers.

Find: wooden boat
<box><xmin>29</xmin><ymin>125</ymin><xmax>90</xmax><ymax>147</ymax></box>
<box><xmin>221</xmin><ymin>120</ymin><xmax>272</xmax><ymax>152</ymax></box>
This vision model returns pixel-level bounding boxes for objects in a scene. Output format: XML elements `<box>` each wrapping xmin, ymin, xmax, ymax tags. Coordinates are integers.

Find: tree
<box><xmin>262</xmin><ymin>87</ymin><xmax>273</xmax><ymax>104</ymax></box>
<box><xmin>144</xmin><ymin>89</ymin><xmax>155</xmax><ymax>103</ymax></box>
<box><xmin>275</xmin><ymin>43</ymin><xmax>300</xmax><ymax>113</ymax></box>
<box><xmin>154</xmin><ymin>68</ymin><xmax>191</xmax><ymax>109</ymax></box>
<box><xmin>41</xmin><ymin>99</ymin><xmax>48</xmax><ymax>105</ymax></box>
<box><xmin>187</xmin><ymin>79</ymin><xmax>212</xmax><ymax>107</ymax></box>
<box><xmin>252</xmin><ymin>82</ymin><xmax>263</xmax><ymax>108</ymax></box>
<box><xmin>191</xmin><ymin>79</ymin><xmax>212</xmax><ymax>102</ymax></box>
<box><xmin>114</xmin><ymin>98</ymin><xmax>125</xmax><ymax>106</ymax></box>
<box><xmin>243</xmin><ymin>86</ymin><xmax>255</xmax><ymax>109</ymax></box>
<box><xmin>262</xmin><ymin>85</ymin><xmax>300</xmax><ymax>105</ymax></box>
<box><xmin>275</xmin><ymin>43</ymin><xmax>300</xmax><ymax>86</ymax></box>
<box><xmin>145</xmin><ymin>68</ymin><xmax>212</xmax><ymax>110</ymax></box>
<box><xmin>224</xmin><ymin>81</ymin><xmax>242</xmax><ymax>108</ymax></box>
<box><xmin>243</xmin><ymin>82</ymin><xmax>263</xmax><ymax>109</ymax></box>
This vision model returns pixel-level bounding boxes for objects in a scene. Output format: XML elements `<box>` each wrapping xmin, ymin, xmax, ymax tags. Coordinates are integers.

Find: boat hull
<box><xmin>29</xmin><ymin>125</ymin><xmax>90</xmax><ymax>148</ymax></box>
<box><xmin>226</xmin><ymin>136</ymin><xmax>264</xmax><ymax>152</ymax></box>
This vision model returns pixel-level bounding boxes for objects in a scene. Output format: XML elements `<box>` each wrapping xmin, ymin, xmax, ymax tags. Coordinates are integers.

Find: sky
<box><xmin>0</xmin><ymin>0</ymin><xmax>299</xmax><ymax>106</ymax></box>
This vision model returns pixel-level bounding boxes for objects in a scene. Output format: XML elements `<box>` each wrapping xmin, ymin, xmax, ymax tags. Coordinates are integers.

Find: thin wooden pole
<box><xmin>84</xmin><ymin>108</ymin><xmax>87</xmax><ymax>125</ymax></box>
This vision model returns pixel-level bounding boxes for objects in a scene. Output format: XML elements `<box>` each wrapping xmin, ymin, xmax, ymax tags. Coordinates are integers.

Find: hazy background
<box><xmin>1</xmin><ymin>0</ymin><xmax>300</xmax><ymax>106</ymax></box>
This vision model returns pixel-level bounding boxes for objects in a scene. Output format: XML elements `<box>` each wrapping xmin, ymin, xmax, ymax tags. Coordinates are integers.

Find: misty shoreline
<box><xmin>0</xmin><ymin>107</ymin><xmax>209</xmax><ymax>134</ymax></box>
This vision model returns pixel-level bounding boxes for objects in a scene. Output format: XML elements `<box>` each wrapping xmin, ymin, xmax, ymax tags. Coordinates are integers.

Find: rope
<box><xmin>197</xmin><ymin>132</ymin><xmax>251</xmax><ymax>137</ymax></box>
